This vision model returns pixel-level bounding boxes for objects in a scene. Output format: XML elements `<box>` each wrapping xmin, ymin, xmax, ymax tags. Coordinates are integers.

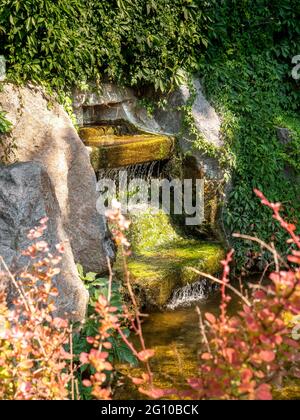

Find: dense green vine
<box><xmin>0</xmin><ymin>110</ymin><xmax>11</xmax><ymax>134</ymax></box>
<box><xmin>0</xmin><ymin>0</ymin><xmax>212</xmax><ymax>93</ymax></box>
<box><xmin>0</xmin><ymin>0</ymin><xmax>299</xmax><ymax>268</ymax></box>
<box><xmin>200</xmin><ymin>35</ymin><xmax>300</xmax><ymax>265</ymax></box>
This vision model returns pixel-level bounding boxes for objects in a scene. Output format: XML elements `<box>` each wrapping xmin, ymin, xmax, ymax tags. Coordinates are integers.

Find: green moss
<box><xmin>276</xmin><ymin>113</ymin><xmax>300</xmax><ymax>173</ymax></box>
<box><xmin>81</xmin><ymin>133</ymin><xmax>174</xmax><ymax>169</ymax></box>
<box><xmin>121</xmin><ymin>210</ymin><xmax>225</xmax><ymax>308</ymax></box>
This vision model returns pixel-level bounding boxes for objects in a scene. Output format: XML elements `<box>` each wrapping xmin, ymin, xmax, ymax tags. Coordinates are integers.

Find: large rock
<box><xmin>0</xmin><ymin>162</ymin><xmax>88</xmax><ymax>321</ymax></box>
<box><xmin>0</xmin><ymin>83</ymin><xmax>113</xmax><ymax>273</ymax></box>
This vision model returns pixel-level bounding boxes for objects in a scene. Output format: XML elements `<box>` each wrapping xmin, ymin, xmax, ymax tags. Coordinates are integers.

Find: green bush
<box><xmin>0</xmin><ymin>0</ymin><xmax>299</xmax><ymax>267</ymax></box>
<box><xmin>0</xmin><ymin>110</ymin><xmax>11</xmax><ymax>134</ymax></box>
<box><xmin>0</xmin><ymin>0</ymin><xmax>211</xmax><ymax>92</ymax></box>
<box><xmin>199</xmin><ymin>0</ymin><xmax>300</xmax><ymax>266</ymax></box>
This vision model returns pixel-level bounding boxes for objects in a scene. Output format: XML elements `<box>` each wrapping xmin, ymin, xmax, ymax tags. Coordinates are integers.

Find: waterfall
<box><xmin>98</xmin><ymin>161</ymin><xmax>161</xmax><ymax>184</ymax></box>
<box><xmin>97</xmin><ymin>161</ymin><xmax>164</xmax><ymax>212</ymax></box>
<box><xmin>166</xmin><ymin>279</ymin><xmax>217</xmax><ymax>310</ymax></box>
<box><xmin>98</xmin><ymin>158</ymin><xmax>219</xmax><ymax>312</ymax></box>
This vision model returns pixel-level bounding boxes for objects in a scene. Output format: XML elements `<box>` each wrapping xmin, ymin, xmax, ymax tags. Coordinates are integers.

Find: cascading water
<box><xmin>97</xmin><ymin>159</ymin><xmax>222</xmax><ymax>309</ymax></box>
<box><xmin>97</xmin><ymin>160</ymin><xmax>163</xmax><ymax>210</ymax></box>
<box><xmin>166</xmin><ymin>279</ymin><xmax>218</xmax><ymax>310</ymax></box>
<box><xmin>98</xmin><ymin>160</ymin><xmax>161</xmax><ymax>185</ymax></box>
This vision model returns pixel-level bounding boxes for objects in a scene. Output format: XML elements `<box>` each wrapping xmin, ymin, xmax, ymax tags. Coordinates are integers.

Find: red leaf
<box><xmin>138</xmin><ymin>349</ymin><xmax>155</xmax><ymax>362</ymax></box>
<box><xmin>82</xmin><ymin>380</ymin><xmax>92</xmax><ymax>388</ymax></box>
<box><xmin>224</xmin><ymin>348</ymin><xmax>236</xmax><ymax>364</ymax></box>
<box><xmin>201</xmin><ymin>352</ymin><xmax>213</xmax><ymax>361</ymax></box>
<box><xmin>188</xmin><ymin>378</ymin><xmax>203</xmax><ymax>390</ymax></box>
<box><xmin>205</xmin><ymin>313</ymin><xmax>216</xmax><ymax>324</ymax></box>
<box><xmin>259</xmin><ymin>350</ymin><xmax>275</xmax><ymax>363</ymax></box>
<box><xmin>79</xmin><ymin>353</ymin><xmax>89</xmax><ymax>364</ymax></box>
<box><xmin>132</xmin><ymin>377</ymin><xmax>145</xmax><ymax>385</ymax></box>
<box><xmin>139</xmin><ymin>387</ymin><xmax>172</xmax><ymax>399</ymax></box>
<box><xmin>287</xmin><ymin>255</ymin><xmax>300</xmax><ymax>264</ymax></box>
<box><xmin>255</xmin><ymin>384</ymin><xmax>272</xmax><ymax>401</ymax></box>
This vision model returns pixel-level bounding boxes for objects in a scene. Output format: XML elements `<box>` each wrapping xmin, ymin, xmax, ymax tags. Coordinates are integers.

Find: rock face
<box><xmin>0</xmin><ymin>83</ymin><xmax>113</xmax><ymax>273</ymax></box>
<box><xmin>73</xmin><ymin>77</ymin><xmax>227</xmax><ymax>241</ymax></box>
<box><xmin>0</xmin><ymin>162</ymin><xmax>88</xmax><ymax>321</ymax></box>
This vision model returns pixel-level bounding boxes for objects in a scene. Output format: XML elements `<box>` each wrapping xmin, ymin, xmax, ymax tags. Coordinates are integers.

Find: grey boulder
<box><xmin>0</xmin><ymin>162</ymin><xmax>88</xmax><ymax>321</ymax></box>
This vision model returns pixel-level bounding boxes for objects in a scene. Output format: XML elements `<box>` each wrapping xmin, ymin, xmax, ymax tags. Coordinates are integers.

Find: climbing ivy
<box><xmin>0</xmin><ymin>110</ymin><xmax>11</xmax><ymax>134</ymax></box>
<box><xmin>0</xmin><ymin>0</ymin><xmax>212</xmax><ymax>93</ymax></box>
<box><xmin>0</xmin><ymin>0</ymin><xmax>299</xmax><ymax>268</ymax></box>
<box><xmin>199</xmin><ymin>34</ymin><xmax>300</xmax><ymax>266</ymax></box>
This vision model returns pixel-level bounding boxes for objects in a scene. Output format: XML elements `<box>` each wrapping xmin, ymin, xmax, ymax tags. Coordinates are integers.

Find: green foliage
<box><xmin>73</xmin><ymin>265</ymin><xmax>137</xmax><ymax>400</ymax></box>
<box><xmin>0</xmin><ymin>0</ymin><xmax>211</xmax><ymax>93</ymax></box>
<box><xmin>198</xmin><ymin>0</ymin><xmax>300</xmax><ymax>266</ymax></box>
<box><xmin>0</xmin><ymin>0</ymin><xmax>299</xmax><ymax>267</ymax></box>
<box><xmin>0</xmin><ymin>109</ymin><xmax>11</xmax><ymax>134</ymax></box>
<box><xmin>276</xmin><ymin>113</ymin><xmax>300</xmax><ymax>172</ymax></box>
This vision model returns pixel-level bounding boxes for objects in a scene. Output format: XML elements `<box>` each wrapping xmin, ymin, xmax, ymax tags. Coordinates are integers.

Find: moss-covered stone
<box><xmin>80</xmin><ymin>129</ymin><xmax>175</xmax><ymax>169</ymax></box>
<box><xmin>119</xmin><ymin>209</ymin><xmax>225</xmax><ymax>309</ymax></box>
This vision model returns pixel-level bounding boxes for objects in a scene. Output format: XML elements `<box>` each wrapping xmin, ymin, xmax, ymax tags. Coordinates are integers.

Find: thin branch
<box><xmin>0</xmin><ymin>256</ymin><xmax>30</xmax><ymax>312</ymax></box>
<box><xmin>232</xmin><ymin>233</ymin><xmax>288</xmax><ymax>268</ymax></box>
<box><xmin>69</xmin><ymin>326</ymin><xmax>75</xmax><ymax>401</ymax></box>
<box><xmin>106</xmin><ymin>256</ymin><xmax>113</xmax><ymax>304</ymax></box>
<box><xmin>187</xmin><ymin>267</ymin><xmax>252</xmax><ymax>307</ymax></box>
<box><xmin>196</xmin><ymin>306</ymin><xmax>211</xmax><ymax>354</ymax></box>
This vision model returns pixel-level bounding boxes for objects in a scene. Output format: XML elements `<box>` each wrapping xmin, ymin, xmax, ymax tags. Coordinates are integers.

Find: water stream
<box><xmin>95</xmin><ymin>136</ymin><xmax>300</xmax><ymax>400</ymax></box>
<box><xmin>115</xmin><ymin>284</ymin><xmax>300</xmax><ymax>400</ymax></box>
<box><xmin>114</xmin><ymin>288</ymin><xmax>241</xmax><ymax>400</ymax></box>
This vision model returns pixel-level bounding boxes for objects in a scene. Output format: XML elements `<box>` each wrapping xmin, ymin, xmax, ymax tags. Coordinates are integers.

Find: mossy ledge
<box><xmin>79</xmin><ymin>127</ymin><xmax>175</xmax><ymax>170</ymax></box>
<box><xmin>117</xmin><ymin>209</ymin><xmax>225</xmax><ymax>309</ymax></box>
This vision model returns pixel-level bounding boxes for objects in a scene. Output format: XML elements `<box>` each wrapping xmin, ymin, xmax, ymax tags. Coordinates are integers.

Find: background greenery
<box><xmin>199</xmin><ymin>0</ymin><xmax>300</xmax><ymax>265</ymax></box>
<box><xmin>0</xmin><ymin>0</ymin><xmax>299</xmax><ymax>266</ymax></box>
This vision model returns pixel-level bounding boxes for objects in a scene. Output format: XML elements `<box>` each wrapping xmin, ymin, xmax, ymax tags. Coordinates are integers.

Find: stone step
<box><xmin>79</xmin><ymin>126</ymin><xmax>174</xmax><ymax>169</ymax></box>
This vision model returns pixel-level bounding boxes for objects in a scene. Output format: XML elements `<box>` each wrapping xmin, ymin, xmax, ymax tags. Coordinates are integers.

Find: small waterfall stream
<box><xmin>166</xmin><ymin>279</ymin><xmax>218</xmax><ymax>310</ymax></box>
<box><xmin>98</xmin><ymin>160</ymin><xmax>220</xmax><ymax>309</ymax></box>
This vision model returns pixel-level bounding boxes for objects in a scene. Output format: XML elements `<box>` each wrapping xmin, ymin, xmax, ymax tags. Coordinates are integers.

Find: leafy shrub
<box><xmin>73</xmin><ymin>265</ymin><xmax>136</xmax><ymax>400</ymax></box>
<box><xmin>146</xmin><ymin>190</ymin><xmax>300</xmax><ymax>400</ymax></box>
<box><xmin>0</xmin><ymin>217</ymin><xmax>138</xmax><ymax>400</ymax></box>
<box><xmin>0</xmin><ymin>110</ymin><xmax>11</xmax><ymax>134</ymax></box>
<box><xmin>0</xmin><ymin>218</ymin><xmax>71</xmax><ymax>400</ymax></box>
<box><xmin>192</xmin><ymin>190</ymin><xmax>300</xmax><ymax>400</ymax></box>
<box><xmin>198</xmin><ymin>1</ymin><xmax>300</xmax><ymax>266</ymax></box>
<box><xmin>0</xmin><ymin>0</ymin><xmax>212</xmax><ymax>92</ymax></box>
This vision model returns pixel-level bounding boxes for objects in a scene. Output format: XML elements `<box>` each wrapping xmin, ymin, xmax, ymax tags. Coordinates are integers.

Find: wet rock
<box><xmin>122</xmin><ymin>209</ymin><xmax>224</xmax><ymax>309</ymax></box>
<box><xmin>0</xmin><ymin>162</ymin><xmax>88</xmax><ymax>321</ymax></box>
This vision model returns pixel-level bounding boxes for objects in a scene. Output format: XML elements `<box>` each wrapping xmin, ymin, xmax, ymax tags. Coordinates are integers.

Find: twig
<box><xmin>69</xmin><ymin>325</ymin><xmax>75</xmax><ymax>401</ymax></box>
<box><xmin>0</xmin><ymin>256</ymin><xmax>30</xmax><ymax>312</ymax></box>
<box><xmin>232</xmin><ymin>233</ymin><xmax>288</xmax><ymax>268</ymax></box>
<box><xmin>271</xmin><ymin>242</ymin><xmax>279</xmax><ymax>273</ymax></box>
<box><xmin>196</xmin><ymin>306</ymin><xmax>211</xmax><ymax>354</ymax></box>
<box><xmin>75</xmin><ymin>379</ymin><xmax>80</xmax><ymax>401</ymax></box>
<box><xmin>259</xmin><ymin>261</ymin><xmax>274</xmax><ymax>285</ymax></box>
<box><xmin>106</xmin><ymin>256</ymin><xmax>113</xmax><ymax>304</ymax></box>
<box><xmin>0</xmin><ymin>255</ymin><xmax>47</xmax><ymax>358</ymax></box>
<box><xmin>187</xmin><ymin>267</ymin><xmax>252</xmax><ymax>307</ymax></box>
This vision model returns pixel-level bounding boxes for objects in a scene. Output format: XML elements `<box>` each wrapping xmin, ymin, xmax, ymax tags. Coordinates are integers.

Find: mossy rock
<box><xmin>119</xmin><ymin>209</ymin><xmax>225</xmax><ymax>309</ymax></box>
<box><xmin>82</xmin><ymin>131</ymin><xmax>174</xmax><ymax>169</ymax></box>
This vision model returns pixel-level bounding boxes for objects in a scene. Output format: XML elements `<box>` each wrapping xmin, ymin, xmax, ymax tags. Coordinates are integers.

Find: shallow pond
<box><xmin>114</xmin><ymin>288</ymin><xmax>240</xmax><ymax>399</ymax></box>
<box><xmin>114</xmin><ymin>285</ymin><xmax>300</xmax><ymax>400</ymax></box>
